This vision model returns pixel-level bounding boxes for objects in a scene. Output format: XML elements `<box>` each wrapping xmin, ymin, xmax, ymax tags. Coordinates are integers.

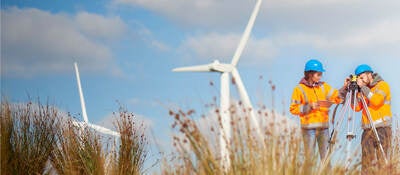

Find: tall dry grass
<box><xmin>1</xmin><ymin>97</ymin><xmax>398</xmax><ymax>175</ymax></box>
<box><xmin>107</xmin><ymin>108</ymin><xmax>148</xmax><ymax>175</ymax></box>
<box><xmin>1</xmin><ymin>100</ymin><xmax>13</xmax><ymax>175</ymax></box>
<box><xmin>1</xmin><ymin>100</ymin><xmax>149</xmax><ymax>175</ymax></box>
<box><xmin>1</xmin><ymin>100</ymin><xmax>60</xmax><ymax>174</ymax></box>
<box><xmin>162</xmin><ymin>101</ymin><xmax>400</xmax><ymax>175</ymax></box>
<box><xmin>50</xmin><ymin>118</ymin><xmax>106</xmax><ymax>175</ymax></box>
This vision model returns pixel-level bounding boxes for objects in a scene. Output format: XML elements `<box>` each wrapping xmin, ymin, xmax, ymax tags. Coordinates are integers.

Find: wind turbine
<box><xmin>73</xmin><ymin>62</ymin><xmax>120</xmax><ymax>137</ymax></box>
<box><xmin>172</xmin><ymin>0</ymin><xmax>263</xmax><ymax>169</ymax></box>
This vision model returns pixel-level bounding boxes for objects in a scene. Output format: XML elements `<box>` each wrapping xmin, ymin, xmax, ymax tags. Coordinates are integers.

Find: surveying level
<box><xmin>328</xmin><ymin>75</ymin><xmax>358</xmax><ymax>143</ymax></box>
<box><xmin>325</xmin><ymin>74</ymin><xmax>388</xmax><ymax>168</ymax></box>
<box><xmin>349</xmin><ymin>74</ymin><xmax>359</xmax><ymax>90</ymax></box>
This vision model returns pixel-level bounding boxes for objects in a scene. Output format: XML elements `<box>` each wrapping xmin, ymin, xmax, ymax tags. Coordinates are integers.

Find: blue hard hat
<box><xmin>304</xmin><ymin>59</ymin><xmax>325</xmax><ymax>72</ymax></box>
<box><xmin>355</xmin><ymin>64</ymin><xmax>373</xmax><ymax>76</ymax></box>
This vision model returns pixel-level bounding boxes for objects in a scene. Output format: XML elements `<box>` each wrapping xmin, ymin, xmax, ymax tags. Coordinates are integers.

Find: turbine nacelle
<box><xmin>173</xmin><ymin>60</ymin><xmax>234</xmax><ymax>73</ymax></box>
<box><xmin>210</xmin><ymin>60</ymin><xmax>234</xmax><ymax>73</ymax></box>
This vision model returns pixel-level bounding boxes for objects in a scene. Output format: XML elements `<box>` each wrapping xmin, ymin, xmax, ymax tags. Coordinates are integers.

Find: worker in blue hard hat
<box><xmin>290</xmin><ymin>59</ymin><xmax>347</xmax><ymax>162</ymax></box>
<box><xmin>349</xmin><ymin>64</ymin><xmax>392</xmax><ymax>174</ymax></box>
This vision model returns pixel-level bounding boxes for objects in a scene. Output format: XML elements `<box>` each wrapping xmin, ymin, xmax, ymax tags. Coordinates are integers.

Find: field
<box><xmin>1</xmin><ymin>99</ymin><xmax>399</xmax><ymax>175</ymax></box>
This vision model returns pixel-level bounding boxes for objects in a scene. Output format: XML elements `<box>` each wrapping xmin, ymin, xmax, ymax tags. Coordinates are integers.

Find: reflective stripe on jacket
<box><xmin>290</xmin><ymin>79</ymin><xmax>342</xmax><ymax>129</ymax></box>
<box><xmin>353</xmin><ymin>75</ymin><xmax>392</xmax><ymax>129</ymax></box>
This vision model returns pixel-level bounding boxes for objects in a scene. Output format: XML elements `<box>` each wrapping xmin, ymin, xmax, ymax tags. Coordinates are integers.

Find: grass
<box><xmin>0</xmin><ymin>100</ymin><xmax>148</xmax><ymax>175</ymax></box>
<box><xmin>50</xmin><ymin>117</ymin><xmax>106</xmax><ymax>175</ymax></box>
<box><xmin>1</xmin><ymin>97</ymin><xmax>399</xmax><ymax>175</ymax></box>
<box><xmin>162</xmin><ymin>101</ymin><xmax>400</xmax><ymax>175</ymax></box>
<box><xmin>1</xmin><ymin>100</ymin><xmax>13</xmax><ymax>175</ymax></box>
<box><xmin>1</xmin><ymin>100</ymin><xmax>59</xmax><ymax>175</ymax></box>
<box><xmin>107</xmin><ymin>108</ymin><xmax>148</xmax><ymax>175</ymax></box>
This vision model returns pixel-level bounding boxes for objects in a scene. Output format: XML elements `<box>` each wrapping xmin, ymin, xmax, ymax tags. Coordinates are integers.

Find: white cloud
<box><xmin>179</xmin><ymin>33</ymin><xmax>277</xmax><ymax>65</ymax></box>
<box><xmin>269</xmin><ymin>0</ymin><xmax>362</xmax><ymax>5</ymax></box>
<box><xmin>113</xmin><ymin>0</ymin><xmax>341</xmax><ymax>29</ymax></box>
<box><xmin>273</xmin><ymin>19</ymin><xmax>400</xmax><ymax>57</ymax></box>
<box><xmin>135</xmin><ymin>25</ymin><xmax>170</xmax><ymax>51</ymax></box>
<box><xmin>112</xmin><ymin>0</ymin><xmax>250</xmax><ymax>29</ymax></box>
<box><xmin>114</xmin><ymin>0</ymin><xmax>400</xmax><ymax>65</ymax></box>
<box><xmin>76</xmin><ymin>12</ymin><xmax>127</xmax><ymax>40</ymax></box>
<box><xmin>112</xmin><ymin>0</ymin><xmax>399</xmax><ymax>31</ymax></box>
<box><xmin>1</xmin><ymin>7</ymin><xmax>126</xmax><ymax>77</ymax></box>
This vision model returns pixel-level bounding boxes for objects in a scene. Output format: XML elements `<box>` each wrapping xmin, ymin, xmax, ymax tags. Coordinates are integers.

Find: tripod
<box><xmin>326</xmin><ymin>76</ymin><xmax>388</xmax><ymax>168</ymax></box>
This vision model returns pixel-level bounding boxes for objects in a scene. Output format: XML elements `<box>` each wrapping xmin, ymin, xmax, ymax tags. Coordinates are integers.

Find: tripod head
<box><xmin>348</xmin><ymin>74</ymin><xmax>360</xmax><ymax>91</ymax></box>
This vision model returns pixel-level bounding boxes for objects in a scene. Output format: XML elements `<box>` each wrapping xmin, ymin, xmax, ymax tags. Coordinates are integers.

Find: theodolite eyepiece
<box><xmin>349</xmin><ymin>74</ymin><xmax>359</xmax><ymax>91</ymax></box>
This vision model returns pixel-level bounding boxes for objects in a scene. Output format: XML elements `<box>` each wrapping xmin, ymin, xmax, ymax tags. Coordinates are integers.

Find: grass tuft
<box><xmin>1</xmin><ymin>100</ymin><xmax>59</xmax><ymax>174</ymax></box>
<box><xmin>108</xmin><ymin>107</ymin><xmax>148</xmax><ymax>175</ymax></box>
<box><xmin>163</xmin><ymin>102</ymin><xmax>400</xmax><ymax>175</ymax></box>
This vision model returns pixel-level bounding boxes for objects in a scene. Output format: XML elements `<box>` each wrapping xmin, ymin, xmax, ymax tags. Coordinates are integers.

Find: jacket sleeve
<box><xmin>324</xmin><ymin>83</ymin><xmax>343</xmax><ymax>104</ymax></box>
<box><xmin>361</xmin><ymin>82</ymin><xmax>389</xmax><ymax>109</ymax></box>
<box><xmin>290</xmin><ymin>87</ymin><xmax>305</xmax><ymax>116</ymax></box>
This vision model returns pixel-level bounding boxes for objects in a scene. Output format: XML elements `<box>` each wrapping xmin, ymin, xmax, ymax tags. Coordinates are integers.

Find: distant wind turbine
<box><xmin>73</xmin><ymin>62</ymin><xmax>120</xmax><ymax>137</ymax></box>
<box><xmin>172</xmin><ymin>0</ymin><xmax>263</xmax><ymax>169</ymax></box>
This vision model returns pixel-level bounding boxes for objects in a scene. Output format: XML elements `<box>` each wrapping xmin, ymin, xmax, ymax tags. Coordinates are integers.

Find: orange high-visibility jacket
<box><xmin>353</xmin><ymin>74</ymin><xmax>392</xmax><ymax>129</ymax></box>
<box><xmin>290</xmin><ymin>79</ymin><xmax>342</xmax><ymax>129</ymax></box>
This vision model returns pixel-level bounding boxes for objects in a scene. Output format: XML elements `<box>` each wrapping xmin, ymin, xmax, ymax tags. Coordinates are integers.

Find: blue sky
<box><xmin>1</xmin><ymin>0</ymin><xmax>400</xmax><ymax>170</ymax></box>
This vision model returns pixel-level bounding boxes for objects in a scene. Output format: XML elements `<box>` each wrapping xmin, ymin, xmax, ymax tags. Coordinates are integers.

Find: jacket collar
<box><xmin>299</xmin><ymin>77</ymin><xmax>324</xmax><ymax>87</ymax></box>
<box><xmin>369</xmin><ymin>73</ymin><xmax>383</xmax><ymax>87</ymax></box>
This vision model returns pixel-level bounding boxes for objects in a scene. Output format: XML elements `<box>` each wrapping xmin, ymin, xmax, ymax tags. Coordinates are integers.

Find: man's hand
<box><xmin>318</xmin><ymin>100</ymin><xmax>333</xmax><ymax>108</ymax></box>
<box><xmin>310</xmin><ymin>102</ymin><xmax>320</xmax><ymax>110</ymax></box>
<box><xmin>302</xmin><ymin>103</ymin><xmax>319</xmax><ymax>115</ymax></box>
<box><xmin>344</xmin><ymin>77</ymin><xmax>351</xmax><ymax>88</ymax></box>
<box><xmin>357</xmin><ymin>78</ymin><xmax>366</xmax><ymax>87</ymax></box>
<box><xmin>339</xmin><ymin>77</ymin><xmax>351</xmax><ymax>100</ymax></box>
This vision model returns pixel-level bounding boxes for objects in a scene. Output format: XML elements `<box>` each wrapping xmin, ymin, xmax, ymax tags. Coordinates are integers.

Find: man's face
<box><xmin>312</xmin><ymin>72</ymin><xmax>323</xmax><ymax>82</ymax></box>
<box><xmin>357</xmin><ymin>73</ymin><xmax>370</xmax><ymax>85</ymax></box>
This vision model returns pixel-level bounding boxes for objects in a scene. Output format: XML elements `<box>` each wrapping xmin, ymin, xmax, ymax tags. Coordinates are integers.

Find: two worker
<box><xmin>289</xmin><ymin>59</ymin><xmax>392</xmax><ymax>174</ymax></box>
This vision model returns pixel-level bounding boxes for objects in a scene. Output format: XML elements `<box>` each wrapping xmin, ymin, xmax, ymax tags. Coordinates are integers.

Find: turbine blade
<box><xmin>231</xmin><ymin>0</ymin><xmax>263</xmax><ymax>66</ymax></box>
<box><xmin>74</xmin><ymin>62</ymin><xmax>89</xmax><ymax>123</ymax></box>
<box><xmin>72</xmin><ymin>120</ymin><xmax>85</xmax><ymax>129</ymax></box>
<box><xmin>231</xmin><ymin>69</ymin><xmax>262</xmax><ymax>136</ymax></box>
<box><xmin>88</xmin><ymin>123</ymin><xmax>120</xmax><ymax>137</ymax></box>
<box><xmin>172</xmin><ymin>64</ymin><xmax>212</xmax><ymax>72</ymax></box>
<box><xmin>231</xmin><ymin>69</ymin><xmax>253</xmax><ymax>110</ymax></box>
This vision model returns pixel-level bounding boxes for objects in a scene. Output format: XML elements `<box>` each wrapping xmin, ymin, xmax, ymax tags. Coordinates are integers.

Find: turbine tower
<box><xmin>73</xmin><ymin>62</ymin><xmax>120</xmax><ymax>137</ymax></box>
<box><xmin>172</xmin><ymin>0</ymin><xmax>263</xmax><ymax>169</ymax></box>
